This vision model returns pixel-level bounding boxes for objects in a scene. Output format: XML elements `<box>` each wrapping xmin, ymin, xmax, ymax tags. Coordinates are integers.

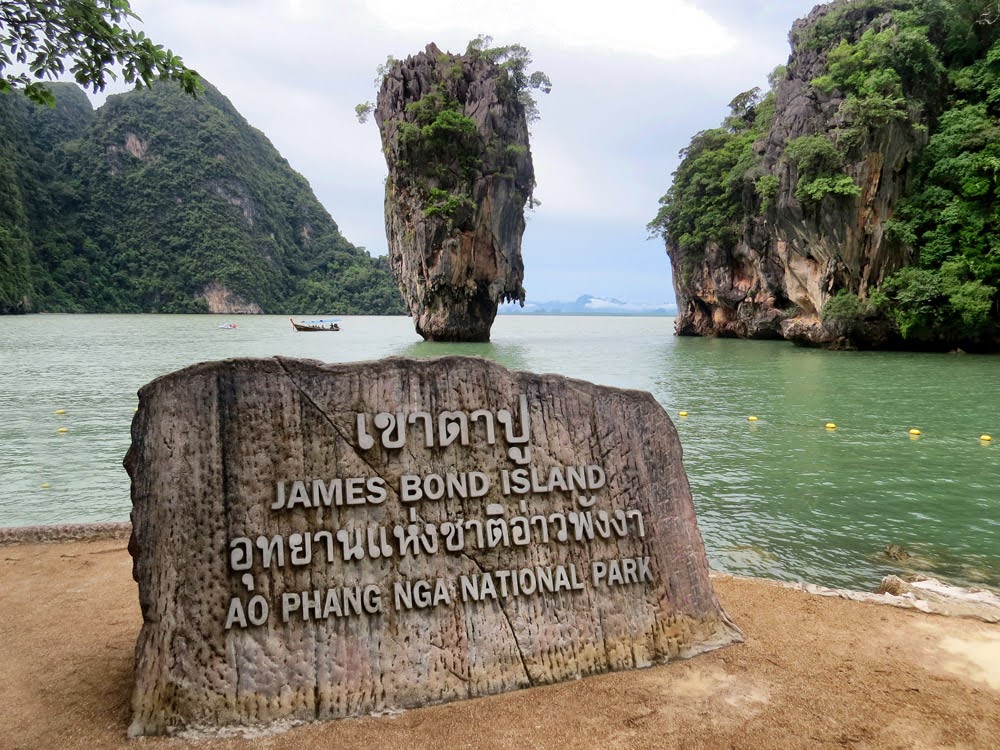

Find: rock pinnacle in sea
<box><xmin>373</xmin><ymin>42</ymin><xmax>536</xmax><ymax>342</ymax></box>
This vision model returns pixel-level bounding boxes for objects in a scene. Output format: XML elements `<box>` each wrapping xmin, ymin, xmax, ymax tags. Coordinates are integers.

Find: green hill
<box><xmin>0</xmin><ymin>81</ymin><xmax>403</xmax><ymax>315</ymax></box>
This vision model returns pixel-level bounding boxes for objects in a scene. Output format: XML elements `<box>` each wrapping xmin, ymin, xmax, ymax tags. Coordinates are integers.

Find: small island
<box><xmin>364</xmin><ymin>38</ymin><xmax>549</xmax><ymax>341</ymax></box>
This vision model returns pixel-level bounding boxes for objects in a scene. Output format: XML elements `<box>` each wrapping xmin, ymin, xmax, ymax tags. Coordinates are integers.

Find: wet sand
<box><xmin>1</xmin><ymin>536</ymin><xmax>998</xmax><ymax>750</ymax></box>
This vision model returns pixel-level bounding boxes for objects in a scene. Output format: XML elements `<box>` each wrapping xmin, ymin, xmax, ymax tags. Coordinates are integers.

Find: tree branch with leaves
<box><xmin>0</xmin><ymin>0</ymin><xmax>200</xmax><ymax>106</ymax></box>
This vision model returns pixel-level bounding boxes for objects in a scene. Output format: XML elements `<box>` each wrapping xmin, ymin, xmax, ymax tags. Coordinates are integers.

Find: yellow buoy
<box><xmin>40</xmin><ymin>483</ymin><xmax>51</xmax><ymax>489</ymax></box>
<box><xmin>981</xmin><ymin>434</ymin><xmax>993</xmax><ymax>442</ymax></box>
<box><xmin>134</xmin><ymin>407</ymin><xmax>139</xmax><ymax>413</ymax></box>
<box><xmin>908</xmin><ymin>428</ymin><xmax>922</xmax><ymax>436</ymax></box>
<box><xmin>678</xmin><ymin>411</ymin><xmax>688</xmax><ymax>417</ymax></box>
<box><xmin>825</xmin><ymin>422</ymin><xmax>837</xmax><ymax>429</ymax></box>
<box><xmin>57</xmin><ymin>426</ymin><xmax>68</xmax><ymax>433</ymax></box>
<box><xmin>54</xmin><ymin>409</ymin><xmax>65</xmax><ymax>415</ymax></box>
<box><xmin>748</xmin><ymin>416</ymin><xmax>759</xmax><ymax>422</ymax></box>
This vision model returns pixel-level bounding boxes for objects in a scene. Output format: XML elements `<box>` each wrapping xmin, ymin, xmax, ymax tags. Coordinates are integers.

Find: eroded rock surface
<box><xmin>668</xmin><ymin>3</ymin><xmax>923</xmax><ymax>348</ymax></box>
<box><xmin>375</xmin><ymin>44</ymin><xmax>533</xmax><ymax>341</ymax></box>
<box><xmin>197</xmin><ymin>282</ymin><xmax>263</xmax><ymax>314</ymax></box>
<box><xmin>126</xmin><ymin>356</ymin><xmax>740</xmax><ymax>736</ymax></box>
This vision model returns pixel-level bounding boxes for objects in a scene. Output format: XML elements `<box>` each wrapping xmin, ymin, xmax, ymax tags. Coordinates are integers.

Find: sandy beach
<box><xmin>1</xmin><ymin>534</ymin><xmax>998</xmax><ymax>750</ymax></box>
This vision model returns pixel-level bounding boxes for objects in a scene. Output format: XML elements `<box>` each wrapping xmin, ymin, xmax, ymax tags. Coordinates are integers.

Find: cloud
<box><xmin>361</xmin><ymin>0</ymin><xmax>737</xmax><ymax>60</ymax></box>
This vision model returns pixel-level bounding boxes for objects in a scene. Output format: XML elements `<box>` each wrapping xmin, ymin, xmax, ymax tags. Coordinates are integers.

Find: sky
<box><xmin>89</xmin><ymin>0</ymin><xmax>823</xmax><ymax>305</ymax></box>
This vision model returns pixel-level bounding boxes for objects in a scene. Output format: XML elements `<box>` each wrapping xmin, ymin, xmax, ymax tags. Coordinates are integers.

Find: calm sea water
<box><xmin>1</xmin><ymin>314</ymin><xmax>997</xmax><ymax>591</ymax></box>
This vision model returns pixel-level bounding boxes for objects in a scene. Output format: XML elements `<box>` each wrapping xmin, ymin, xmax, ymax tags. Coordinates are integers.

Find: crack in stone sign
<box><xmin>126</xmin><ymin>355</ymin><xmax>741</xmax><ymax>737</ymax></box>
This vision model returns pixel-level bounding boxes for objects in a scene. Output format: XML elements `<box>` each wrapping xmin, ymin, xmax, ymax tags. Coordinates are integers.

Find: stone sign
<box><xmin>126</xmin><ymin>355</ymin><xmax>741</xmax><ymax>737</ymax></box>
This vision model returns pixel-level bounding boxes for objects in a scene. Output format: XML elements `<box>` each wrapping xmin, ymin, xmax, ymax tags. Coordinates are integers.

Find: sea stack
<box><xmin>374</xmin><ymin>43</ymin><xmax>534</xmax><ymax>342</ymax></box>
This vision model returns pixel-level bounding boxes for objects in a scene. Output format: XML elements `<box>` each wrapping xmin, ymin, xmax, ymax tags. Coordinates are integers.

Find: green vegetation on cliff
<box><xmin>801</xmin><ymin>1</ymin><xmax>999</xmax><ymax>343</ymax></box>
<box><xmin>652</xmin><ymin>0</ymin><xmax>1000</xmax><ymax>350</ymax></box>
<box><xmin>0</xmin><ymin>82</ymin><xmax>93</xmax><ymax>313</ymax></box>
<box><xmin>877</xmin><ymin>99</ymin><xmax>1000</xmax><ymax>341</ymax></box>
<box><xmin>647</xmin><ymin>80</ymin><xmax>778</xmax><ymax>285</ymax></box>
<box><xmin>0</xmin><ymin>80</ymin><xmax>404</xmax><ymax>314</ymax></box>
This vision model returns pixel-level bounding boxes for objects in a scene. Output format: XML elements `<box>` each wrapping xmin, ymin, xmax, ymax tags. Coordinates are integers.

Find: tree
<box><xmin>0</xmin><ymin>0</ymin><xmax>200</xmax><ymax>106</ymax></box>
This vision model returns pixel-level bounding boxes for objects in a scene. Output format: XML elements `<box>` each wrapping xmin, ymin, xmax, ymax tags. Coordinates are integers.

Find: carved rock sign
<box><xmin>126</xmin><ymin>356</ymin><xmax>741</xmax><ymax>736</ymax></box>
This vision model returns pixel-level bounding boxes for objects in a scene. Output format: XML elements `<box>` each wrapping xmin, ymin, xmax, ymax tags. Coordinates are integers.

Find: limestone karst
<box><xmin>651</xmin><ymin>0</ymin><xmax>1000</xmax><ymax>351</ymax></box>
<box><xmin>373</xmin><ymin>42</ymin><xmax>542</xmax><ymax>341</ymax></box>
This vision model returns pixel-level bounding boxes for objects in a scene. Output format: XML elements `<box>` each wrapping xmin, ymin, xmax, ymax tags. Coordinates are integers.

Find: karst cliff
<box><xmin>652</xmin><ymin>0</ymin><xmax>1000</xmax><ymax>351</ymax></box>
<box><xmin>374</xmin><ymin>42</ymin><xmax>537</xmax><ymax>341</ymax></box>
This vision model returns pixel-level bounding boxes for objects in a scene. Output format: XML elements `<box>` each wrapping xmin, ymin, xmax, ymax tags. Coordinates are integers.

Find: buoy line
<box><xmin>665</xmin><ymin>409</ymin><xmax>996</xmax><ymax>445</ymax></box>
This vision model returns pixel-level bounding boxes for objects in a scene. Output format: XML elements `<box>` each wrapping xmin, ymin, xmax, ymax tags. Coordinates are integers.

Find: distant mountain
<box><xmin>0</xmin><ymin>81</ymin><xmax>404</xmax><ymax>315</ymax></box>
<box><xmin>498</xmin><ymin>295</ymin><xmax>677</xmax><ymax>316</ymax></box>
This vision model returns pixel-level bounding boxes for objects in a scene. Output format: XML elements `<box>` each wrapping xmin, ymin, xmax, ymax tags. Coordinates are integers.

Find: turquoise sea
<box><xmin>1</xmin><ymin>313</ymin><xmax>997</xmax><ymax>591</ymax></box>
